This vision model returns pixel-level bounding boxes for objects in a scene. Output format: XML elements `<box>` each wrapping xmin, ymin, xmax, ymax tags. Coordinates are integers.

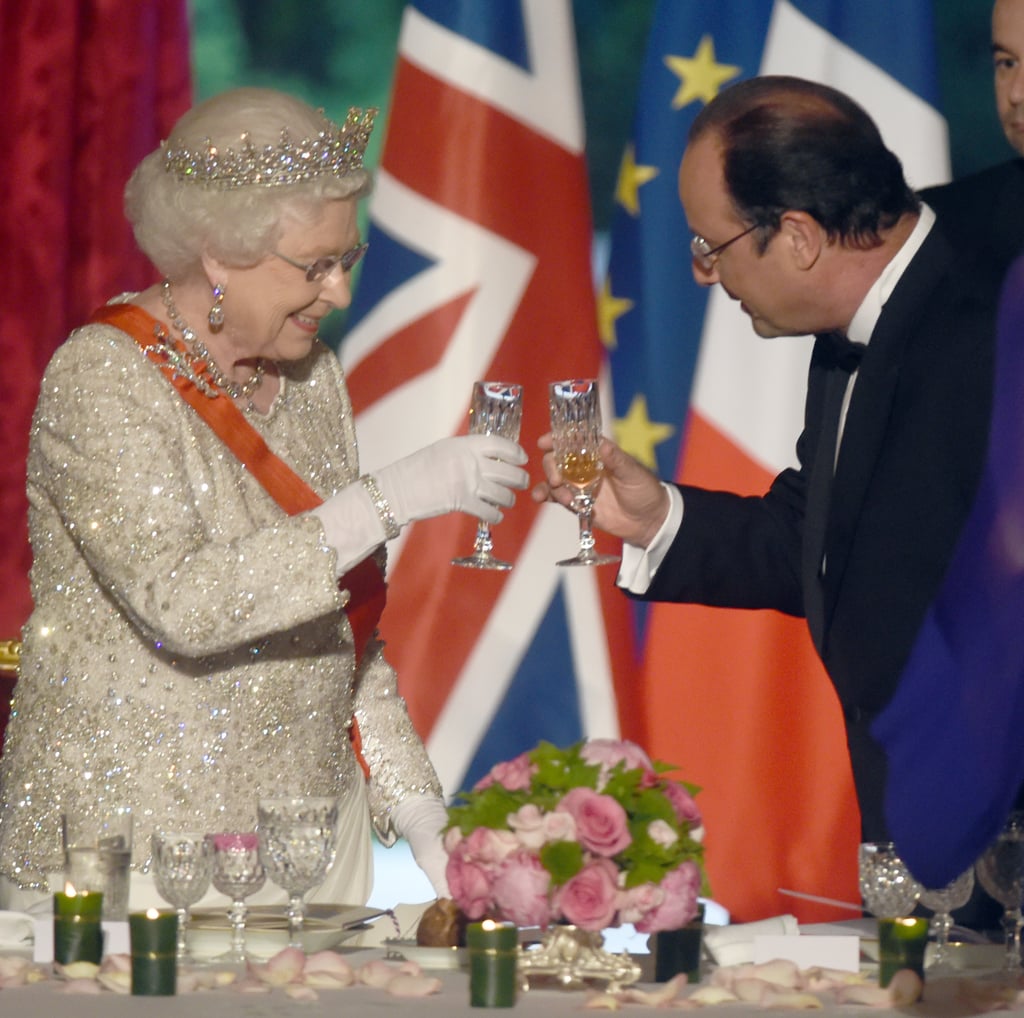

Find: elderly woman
<box><xmin>0</xmin><ymin>87</ymin><xmax>528</xmax><ymax>911</ymax></box>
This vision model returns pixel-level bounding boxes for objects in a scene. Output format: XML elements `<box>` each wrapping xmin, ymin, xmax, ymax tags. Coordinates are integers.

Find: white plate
<box><xmin>383</xmin><ymin>939</ymin><xmax>467</xmax><ymax>969</ymax></box>
<box><xmin>188</xmin><ymin>904</ymin><xmax>388</xmax><ymax>959</ymax></box>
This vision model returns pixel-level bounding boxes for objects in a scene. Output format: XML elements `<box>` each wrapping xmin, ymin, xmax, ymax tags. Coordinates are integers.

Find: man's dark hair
<box><xmin>690</xmin><ymin>75</ymin><xmax>919</xmax><ymax>250</ymax></box>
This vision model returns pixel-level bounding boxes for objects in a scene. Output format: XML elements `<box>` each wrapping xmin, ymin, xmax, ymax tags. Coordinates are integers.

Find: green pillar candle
<box><xmin>653</xmin><ymin>902</ymin><xmax>706</xmax><ymax>983</ymax></box>
<box><xmin>877</xmin><ymin>916</ymin><xmax>929</xmax><ymax>988</ymax></box>
<box><xmin>129</xmin><ymin>908</ymin><xmax>177</xmax><ymax>996</ymax></box>
<box><xmin>53</xmin><ymin>890</ymin><xmax>103</xmax><ymax>966</ymax></box>
<box><xmin>467</xmin><ymin>920</ymin><xmax>518</xmax><ymax>1008</ymax></box>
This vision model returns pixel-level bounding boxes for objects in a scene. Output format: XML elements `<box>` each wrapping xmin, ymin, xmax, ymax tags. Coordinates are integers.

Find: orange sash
<box><xmin>89</xmin><ymin>302</ymin><xmax>383</xmax><ymax>777</ymax></box>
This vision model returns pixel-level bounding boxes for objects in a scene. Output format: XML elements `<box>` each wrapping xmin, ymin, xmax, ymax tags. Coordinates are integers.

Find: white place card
<box><xmin>753</xmin><ymin>933</ymin><xmax>860</xmax><ymax>972</ymax></box>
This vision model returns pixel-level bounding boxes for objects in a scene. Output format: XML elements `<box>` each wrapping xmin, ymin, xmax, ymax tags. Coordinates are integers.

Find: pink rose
<box><xmin>617</xmin><ymin>882</ymin><xmax>665</xmax><ymax>925</ymax></box>
<box><xmin>492</xmin><ymin>851</ymin><xmax>552</xmax><ymax>928</ymax></box>
<box><xmin>555</xmin><ymin>787</ymin><xmax>631</xmax><ymax>857</ymax></box>
<box><xmin>446</xmin><ymin>854</ymin><xmax>493</xmax><ymax>920</ymax></box>
<box><xmin>461</xmin><ymin>825</ymin><xmax>519</xmax><ymax>865</ymax></box>
<box><xmin>474</xmin><ymin>752</ymin><xmax>536</xmax><ymax>791</ymax></box>
<box><xmin>554</xmin><ymin>858</ymin><xmax>621</xmax><ymax>930</ymax></box>
<box><xmin>580</xmin><ymin>739</ymin><xmax>656</xmax><ymax>788</ymax></box>
<box><xmin>633</xmin><ymin>861</ymin><xmax>701</xmax><ymax>933</ymax></box>
<box><xmin>663</xmin><ymin>781</ymin><xmax>702</xmax><ymax>829</ymax></box>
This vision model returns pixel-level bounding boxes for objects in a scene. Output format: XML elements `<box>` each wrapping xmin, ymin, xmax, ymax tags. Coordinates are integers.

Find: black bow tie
<box><xmin>822</xmin><ymin>331</ymin><xmax>867</xmax><ymax>372</ymax></box>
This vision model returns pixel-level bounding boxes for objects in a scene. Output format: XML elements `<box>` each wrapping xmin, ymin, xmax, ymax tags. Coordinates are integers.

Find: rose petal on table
<box><xmin>284</xmin><ymin>983</ymin><xmax>320</xmax><ymax>1001</ymax></box>
<box><xmin>688</xmin><ymin>984</ymin><xmax>740</xmax><ymax>1005</ymax></box>
<box><xmin>100</xmin><ymin>954</ymin><xmax>131</xmax><ymax>974</ymax></box>
<box><xmin>96</xmin><ymin>970</ymin><xmax>131</xmax><ymax>994</ymax></box>
<box><xmin>56</xmin><ymin>961</ymin><xmax>100</xmax><ymax>981</ymax></box>
<box><xmin>249</xmin><ymin>946</ymin><xmax>306</xmax><ymax>986</ymax></box>
<box><xmin>887</xmin><ymin>969</ymin><xmax>923</xmax><ymax>1006</ymax></box>
<box><xmin>832</xmin><ymin>982</ymin><xmax>894</xmax><ymax>1007</ymax></box>
<box><xmin>804</xmin><ymin>967</ymin><xmax>868</xmax><ymax>992</ymax></box>
<box><xmin>358</xmin><ymin>958</ymin><xmax>402</xmax><ymax>987</ymax></box>
<box><xmin>385</xmin><ymin>973</ymin><xmax>443</xmax><ymax>997</ymax></box>
<box><xmin>178</xmin><ymin>968</ymin><xmax>238</xmax><ymax>993</ymax></box>
<box><xmin>621</xmin><ymin>974</ymin><xmax>687</xmax><ymax>1005</ymax></box>
<box><xmin>302</xmin><ymin>951</ymin><xmax>355</xmax><ymax>987</ymax></box>
<box><xmin>760</xmin><ymin>987</ymin><xmax>823</xmax><ymax>1009</ymax></box>
<box><xmin>955</xmin><ymin>977</ymin><xmax>1021</xmax><ymax>1012</ymax></box>
<box><xmin>0</xmin><ymin>955</ymin><xmax>45</xmax><ymax>986</ymax></box>
<box><xmin>747</xmin><ymin>958</ymin><xmax>803</xmax><ymax>988</ymax></box>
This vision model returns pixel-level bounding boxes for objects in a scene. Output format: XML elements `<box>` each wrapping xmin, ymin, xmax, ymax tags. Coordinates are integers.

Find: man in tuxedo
<box><xmin>922</xmin><ymin>0</ymin><xmax>1024</xmax><ymax>279</ymax></box>
<box><xmin>535</xmin><ymin>75</ymin><xmax>999</xmax><ymax>848</ymax></box>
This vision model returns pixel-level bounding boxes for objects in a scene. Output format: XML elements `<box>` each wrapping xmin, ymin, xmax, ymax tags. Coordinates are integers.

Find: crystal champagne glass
<box><xmin>975</xmin><ymin>810</ymin><xmax>1024</xmax><ymax>973</ymax></box>
<box><xmin>151</xmin><ymin>831</ymin><xmax>213</xmax><ymax>963</ymax></box>
<box><xmin>452</xmin><ymin>381</ymin><xmax>523</xmax><ymax>570</ymax></box>
<box><xmin>257</xmin><ymin>797</ymin><xmax>339</xmax><ymax>950</ymax></box>
<box><xmin>205</xmin><ymin>832</ymin><xmax>266</xmax><ymax>964</ymax></box>
<box><xmin>549</xmin><ymin>379</ymin><xmax>620</xmax><ymax>567</ymax></box>
<box><xmin>858</xmin><ymin>841</ymin><xmax>923</xmax><ymax>919</ymax></box>
<box><xmin>919</xmin><ymin>867</ymin><xmax>975</xmax><ymax>972</ymax></box>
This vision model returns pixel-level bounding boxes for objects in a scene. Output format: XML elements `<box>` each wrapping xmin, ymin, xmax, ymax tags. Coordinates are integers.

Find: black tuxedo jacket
<box><xmin>920</xmin><ymin>158</ymin><xmax>1024</xmax><ymax>285</ymax></box>
<box><xmin>639</xmin><ymin>223</ymin><xmax>998</xmax><ymax>839</ymax></box>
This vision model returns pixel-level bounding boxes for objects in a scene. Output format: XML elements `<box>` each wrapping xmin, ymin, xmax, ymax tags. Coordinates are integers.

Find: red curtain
<box><xmin>0</xmin><ymin>0</ymin><xmax>192</xmax><ymax>724</ymax></box>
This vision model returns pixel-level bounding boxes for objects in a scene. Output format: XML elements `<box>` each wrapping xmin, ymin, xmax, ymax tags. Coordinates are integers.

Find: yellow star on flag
<box><xmin>597</xmin><ymin>277</ymin><xmax>634</xmax><ymax>350</ymax></box>
<box><xmin>615</xmin><ymin>144</ymin><xmax>659</xmax><ymax>216</ymax></box>
<box><xmin>664</xmin><ymin>35</ymin><xmax>741</xmax><ymax>109</ymax></box>
<box><xmin>613</xmin><ymin>393</ymin><xmax>675</xmax><ymax>470</ymax></box>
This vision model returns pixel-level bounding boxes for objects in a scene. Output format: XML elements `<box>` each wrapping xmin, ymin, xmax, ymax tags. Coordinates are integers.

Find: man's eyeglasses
<box><xmin>690</xmin><ymin>223</ymin><xmax>759</xmax><ymax>271</ymax></box>
<box><xmin>273</xmin><ymin>241</ymin><xmax>369</xmax><ymax>282</ymax></box>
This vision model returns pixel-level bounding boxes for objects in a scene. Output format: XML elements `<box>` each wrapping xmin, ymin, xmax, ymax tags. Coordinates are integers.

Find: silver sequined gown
<box><xmin>0</xmin><ymin>308</ymin><xmax>442</xmax><ymax>897</ymax></box>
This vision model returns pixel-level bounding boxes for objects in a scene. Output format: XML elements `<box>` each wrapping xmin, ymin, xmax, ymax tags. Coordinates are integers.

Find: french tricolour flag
<box><xmin>343</xmin><ymin>1</ymin><xmax>641</xmax><ymax>802</ymax></box>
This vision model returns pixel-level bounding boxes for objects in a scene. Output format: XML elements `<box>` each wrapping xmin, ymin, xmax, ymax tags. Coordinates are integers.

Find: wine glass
<box><xmin>975</xmin><ymin>810</ymin><xmax>1024</xmax><ymax>973</ymax></box>
<box><xmin>919</xmin><ymin>867</ymin><xmax>975</xmax><ymax>972</ymax></box>
<box><xmin>548</xmin><ymin>379</ymin><xmax>620</xmax><ymax>567</ymax></box>
<box><xmin>151</xmin><ymin>831</ymin><xmax>213</xmax><ymax>963</ymax></box>
<box><xmin>858</xmin><ymin>841</ymin><xmax>922</xmax><ymax>918</ymax></box>
<box><xmin>452</xmin><ymin>381</ymin><xmax>523</xmax><ymax>571</ymax></box>
<box><xmin>256</xmin><ymin>797</ymin><xmax>339</xmax><ymax>950</ymax></box>
<box><xmin>205</xmin><ymin>832</ymin><xmax>266</xmax><ymax>964</ymax></box>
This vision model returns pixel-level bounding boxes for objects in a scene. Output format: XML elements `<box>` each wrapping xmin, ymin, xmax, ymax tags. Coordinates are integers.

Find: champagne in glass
<box><xmin>549</xmin><ymin>379</ymin><xmax>620</xmax><ymax>567</ymax></box>
<box><xmin>452</xmin><ymin>381</ymin><xmax>523</xmax><ymax>571</ymax></box>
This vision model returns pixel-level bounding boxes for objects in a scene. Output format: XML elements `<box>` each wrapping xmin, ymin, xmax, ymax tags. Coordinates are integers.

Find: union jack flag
<box><xmin>342</xmin><ymin>0</ymin><xmax>640</xmax><ymax>799</ymax></box>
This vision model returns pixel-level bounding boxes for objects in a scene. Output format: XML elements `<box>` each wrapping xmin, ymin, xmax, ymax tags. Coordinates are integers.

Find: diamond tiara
<box><xmin>163</xmin><ymin>106</ymin><xmax>378</xmax><ymax>189</ymax></box>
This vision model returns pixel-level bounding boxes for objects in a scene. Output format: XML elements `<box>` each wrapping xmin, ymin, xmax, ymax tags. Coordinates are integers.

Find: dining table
<box><xmin>0</xmin><ymin>942</ymin><xmax>1020</xmax><ymax>1018</ymax></box>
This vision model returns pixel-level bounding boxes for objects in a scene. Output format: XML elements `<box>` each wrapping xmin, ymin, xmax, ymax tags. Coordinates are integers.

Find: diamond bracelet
<box><xmin>360</xmin><ymin>474</ymin><xmax>400</xmax><ymax>541</ymax></box>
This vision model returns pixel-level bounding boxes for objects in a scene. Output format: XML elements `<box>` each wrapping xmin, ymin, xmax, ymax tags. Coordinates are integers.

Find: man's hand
<box><xmin>531</xmin><ymin>434</ymin><xmax>670</xmax><ymax>548</ymax></box>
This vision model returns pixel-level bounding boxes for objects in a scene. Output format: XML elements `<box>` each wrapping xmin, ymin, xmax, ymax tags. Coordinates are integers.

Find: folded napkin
<box><xmin>0</xmin><ymin>911</ymin><xmax>35</xmax><ymax>952</ymax></box>
<box><xmin>703</xmin><ymin>914</ymin><xmax>799</xmax><ymax>967</ymax></box>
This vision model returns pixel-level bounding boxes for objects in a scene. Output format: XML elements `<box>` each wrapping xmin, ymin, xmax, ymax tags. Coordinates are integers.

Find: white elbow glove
<box><xmin>310</xmin><ymin>435</ymin><xmax>527</xmax><ymax>577</ymax></box>
<box><xmin>392</xmin><ymin>795</ymin><xmax>451</xmax><ymax>898</ymax></box>
<box><xmin>374</xmin><ymin>434</ymin><xmax>528</xmax><ymax>527</ymax></box>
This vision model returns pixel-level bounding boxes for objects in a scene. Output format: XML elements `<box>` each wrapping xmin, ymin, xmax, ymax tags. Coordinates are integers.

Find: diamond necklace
<box><xmin>160</xmin><ymin>279</ymin><xmax>266</xmax><ymax>402</ymax></box>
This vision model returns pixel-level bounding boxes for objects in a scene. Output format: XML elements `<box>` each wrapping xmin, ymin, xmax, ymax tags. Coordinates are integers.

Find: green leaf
<box><xmin>539</xmin><ymin>840</ymin><xmax>584</xmax><ymax>885</ymax></box>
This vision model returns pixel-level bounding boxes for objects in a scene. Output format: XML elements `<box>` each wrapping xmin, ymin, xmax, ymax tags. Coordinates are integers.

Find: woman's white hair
<box><xmin>125</xmin><ymin>87</ymin><xmax>372</xmax><ymax>278</ymax></box>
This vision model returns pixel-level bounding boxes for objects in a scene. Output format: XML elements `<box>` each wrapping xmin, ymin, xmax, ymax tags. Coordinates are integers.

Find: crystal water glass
<box><xmin>975</xmin><ymin>810</ymin><xmax>1024</xmax><ymax>973</ymax></box>
<box><xmin>257</xmin><ymin>797</ymin><xmax>339</xmax><ymax>949</ymax></box>
<box><xmin>452</xmin><ymin>380</ymin><xmax>523</xmax><ymax>571</ymax></box>
<box><xmin>548</xmin><ymin>378</ymin><xmax>620</xmax><ymax>567</ymax></box>
<box><xmin>206</xmin><ymin>832</ymin><xmax>266</xmax><ymax>964</ymax></box>
<box><xmin>151</xmin><ymin>831</ymin><xmax>213</xmax><ymax>963</ymax></box>
<box><xmin>858</xmin><ymin>841</ymin><xmax>922</xmax><ymax>918</ymax></box>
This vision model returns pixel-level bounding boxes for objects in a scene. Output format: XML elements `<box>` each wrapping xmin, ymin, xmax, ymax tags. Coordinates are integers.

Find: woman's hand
<box><xmin>532</xmin><ymin>434</ymin><xmax>670</xmax><ymax>549</ymax></box>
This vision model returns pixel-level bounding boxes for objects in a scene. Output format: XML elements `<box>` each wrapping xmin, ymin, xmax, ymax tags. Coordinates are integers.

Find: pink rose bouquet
<box><xmin>444</xmin><ymin>739</ymin><xmax>707</xmax><ymax>933</ymax></box>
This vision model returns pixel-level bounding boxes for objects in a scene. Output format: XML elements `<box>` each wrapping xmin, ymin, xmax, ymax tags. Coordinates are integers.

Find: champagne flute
<box><xmin>205</xmin><ymin>832</ymin><xmax>266</xmax><ymax>964</ymax></box>
<box><xmin>151</xmin><ymin>831</ymin><xmax>213</xmax><ymax>964</ymax></box>
<box><xmin>975</xmin><ymin>810</ymin><xmax>1024</xmax><ymax>973</ymax></box>
<box><xmin>452</xmin><ymin>381</ymin><xmax>523</xmax><ymax>570</ymax></box>
<box><xmin>549</xmin><ymin>379</ymin><xmax>620</xmax><ymax>567</ymax></box>
<box><xmin>858</xmin><ymin>841</ymin><xmax>922</xmax><ymax>919</ymax></box>
<box><xmin>257</xmin><ymin>797</ymin><xmax>339</xmax><ymax>950</ymax></box>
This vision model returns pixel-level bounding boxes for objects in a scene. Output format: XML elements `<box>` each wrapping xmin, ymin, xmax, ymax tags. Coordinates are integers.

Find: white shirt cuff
<box><xmin>616</xmin><ymin>483</ymin><xmax>684</xmax><ymax>594</ymax></box>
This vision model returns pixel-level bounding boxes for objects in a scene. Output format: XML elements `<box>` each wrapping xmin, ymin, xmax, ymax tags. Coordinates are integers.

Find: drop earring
<box><xmin>208</xmin><ymin>283</ymin><xmax>226</xmax><ymax>331</ymax></box>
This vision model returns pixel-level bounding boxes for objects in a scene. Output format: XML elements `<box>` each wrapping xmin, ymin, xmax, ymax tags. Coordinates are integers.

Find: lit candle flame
<box><xmin>146</xmin><ymin>907</ymin><xmax>160</xmax><ymax>919</ymax></box>
<box><xmin>482</xmin><ymin>919</ymin><xmax>497</xmax><ymax>932</ymax></box>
